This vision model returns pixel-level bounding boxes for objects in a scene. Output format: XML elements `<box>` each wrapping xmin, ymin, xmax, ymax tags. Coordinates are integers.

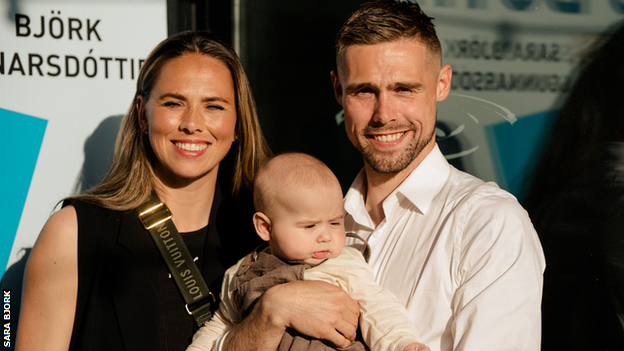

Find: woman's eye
<box><xmin>163</xmin><ymin>101</ymin><xmax>181</xmax><ymax>107</ymax></box>
<box><xmin>207</xmin><ymin>105</ymin><xmax>225</xmax><ymax>110</ymax></box>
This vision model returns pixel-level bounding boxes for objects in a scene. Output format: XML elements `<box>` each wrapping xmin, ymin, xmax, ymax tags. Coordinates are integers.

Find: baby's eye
<box><xmin>305</xmin><ymin>224</ymin><xmax>315</xmax><ymax>229</ymax></box>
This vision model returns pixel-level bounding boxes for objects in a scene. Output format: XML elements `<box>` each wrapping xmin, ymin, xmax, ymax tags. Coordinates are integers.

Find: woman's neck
<box><xmin>153</xmin><ymin>172</ymin><xmax>218</xmax><ymax>233</ymax></box>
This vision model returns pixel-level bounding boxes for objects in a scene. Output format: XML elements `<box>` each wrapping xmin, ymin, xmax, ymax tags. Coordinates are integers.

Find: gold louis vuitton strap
<box><xmin>137</xmin><ymin>191</ymin><xmax>215</xmax><ymax>327</ymax></box>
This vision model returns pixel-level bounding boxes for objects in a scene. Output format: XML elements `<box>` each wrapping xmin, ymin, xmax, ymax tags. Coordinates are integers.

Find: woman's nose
<box><xmin>180</xmin><ymin>106</ymin><xmax>203</xmax><ymax>133</ymax></box>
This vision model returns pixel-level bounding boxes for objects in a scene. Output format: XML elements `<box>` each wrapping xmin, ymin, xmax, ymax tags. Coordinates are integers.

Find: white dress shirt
<box><xmin>344</xmin><ymin>144</ymin><xmax>545</xmax><ymax>351</ymax></box>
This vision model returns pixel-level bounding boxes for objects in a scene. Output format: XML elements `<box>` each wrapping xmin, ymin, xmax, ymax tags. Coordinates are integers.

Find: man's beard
<box><xmin>357</xmin><ymin>126</ymin><xmax>435</xmax><ymax>174</ymax></box>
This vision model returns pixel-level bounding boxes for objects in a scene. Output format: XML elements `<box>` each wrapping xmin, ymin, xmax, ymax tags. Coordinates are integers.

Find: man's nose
<box><xmin>372</xmin><ymin>93</ymin><xmax>396</xmax><ymax>125</ymax></box>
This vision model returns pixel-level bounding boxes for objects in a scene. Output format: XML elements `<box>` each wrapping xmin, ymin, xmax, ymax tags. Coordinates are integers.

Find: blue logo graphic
<box><xmin>611</xmin><ymin>0</ymin><xmax>624</xmax><ymax>13</ymax></box>
<box><xmin>485</xmin><ymin>110</ymin><xmax>557</xmax><ymax>202</ymax></box>
<box><xmin>0</xmin><ymin>108</ymin><xmax>47</xmax><ymax>279</ymax></box>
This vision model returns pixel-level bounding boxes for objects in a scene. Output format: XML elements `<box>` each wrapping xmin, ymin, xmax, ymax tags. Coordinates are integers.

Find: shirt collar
<box><xmin>344</xmin><ymin>168</ymin><xmax>372</xmax><ymax>228</ymax></box>
<box><xmin>397</xmin><ymin>144</ymin><xmax>450</xmax><ymax>215</ymax></box>
<box><xmin>344</xmin><ymin>144</ymin><xmax>450</xmax><ymax>225</ymax></box>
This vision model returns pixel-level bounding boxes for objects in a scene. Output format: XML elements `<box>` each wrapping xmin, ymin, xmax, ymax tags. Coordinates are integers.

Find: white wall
<box><xmin>1</xmin><ymin>0</ymin><xmax>168</xmax><ymax>277</ymax></box>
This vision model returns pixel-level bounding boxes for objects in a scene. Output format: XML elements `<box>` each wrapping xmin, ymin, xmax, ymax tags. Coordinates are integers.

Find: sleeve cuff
<box><xmin>213</xmin><ymin>330</ymin><xmax>230</xmax><ymax>351</ymax></box>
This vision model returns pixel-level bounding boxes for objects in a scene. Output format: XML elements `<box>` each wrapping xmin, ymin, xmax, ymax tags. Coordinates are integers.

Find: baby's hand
<box><xmin>403</xmin><ymin>342</ymin><xmax>431</xmax><ymax>351</ymax></box>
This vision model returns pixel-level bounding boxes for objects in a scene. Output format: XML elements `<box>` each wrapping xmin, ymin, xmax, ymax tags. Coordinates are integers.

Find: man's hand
<box><xmin>403</xmin><ymin>342</ymin><xmax>431</xmax><ymax>351</ymax></box>
<box><xmin>263</xmin><ymin>280</ymin><xmax>360</xmax><ymax>348</ymax></box>
<box><xmin>223</xmin><ymin>280</ymin><xmax>359</xmax><ymax>351</ymax></box>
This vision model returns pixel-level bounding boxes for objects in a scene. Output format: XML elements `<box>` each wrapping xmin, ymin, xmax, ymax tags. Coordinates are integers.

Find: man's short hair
<box><xmin>335</xmin><ymin>0</ymin><xmax>442</xmax><ymax>65</ymax></box>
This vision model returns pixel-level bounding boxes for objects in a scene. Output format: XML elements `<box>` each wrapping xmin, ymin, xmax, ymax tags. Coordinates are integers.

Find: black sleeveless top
<box><xmin>66</xmin><ymin>185</ymin><xmax>261</xmax><ymax>351</ymax></box>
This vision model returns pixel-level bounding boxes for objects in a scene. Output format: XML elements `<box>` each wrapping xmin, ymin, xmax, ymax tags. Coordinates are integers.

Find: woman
<box><xmin>15</xmin><ymin>31</ymin><xmax>271</xmax><ymax>351</ymax></box>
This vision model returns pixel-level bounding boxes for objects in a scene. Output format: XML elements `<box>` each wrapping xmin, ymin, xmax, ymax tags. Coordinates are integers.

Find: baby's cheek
<box><xmin>286</xmin><ymin>243</ymin><xmax>309</xmax><ymax>261</ymax></box>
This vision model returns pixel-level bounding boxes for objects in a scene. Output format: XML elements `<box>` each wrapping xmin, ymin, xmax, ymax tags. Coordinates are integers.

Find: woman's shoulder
<box><xmin>34</xmin><ymin>197</ymin><xmax>122</xmax><ymax>262</ymax></box>
<box><xmin>42</xmin><ymin>204</ymin><xmax>79</xmax><ymax>240</ymax></box>
<box><xmin>62</xmin><ymin>198</ymin><xmax>126</xmax><ymax>225</ymax></box>
<box><xmin>55</xmin><ymin>199</ymin><xmax>128</xmax><ymax>257</ymax></box>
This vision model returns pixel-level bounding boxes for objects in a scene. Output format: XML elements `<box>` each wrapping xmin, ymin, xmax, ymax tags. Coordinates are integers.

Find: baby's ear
<box><xmin>253</xmin><ymin>212</ymin><xmax>272</xmax><ymax>242</ymax></box>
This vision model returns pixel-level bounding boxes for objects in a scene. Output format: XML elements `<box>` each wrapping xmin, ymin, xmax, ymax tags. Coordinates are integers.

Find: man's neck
<box><xmin>363</xmin><ymin>144</ymin><xmax>434</xmax><ymax>227</ymax></box>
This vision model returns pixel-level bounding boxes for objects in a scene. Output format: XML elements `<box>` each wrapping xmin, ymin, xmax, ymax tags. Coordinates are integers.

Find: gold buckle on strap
<box><xmin>138</xmin><ymin>202</ymin><xmax>173</xmax><ymax>230</ymax></box>
<box><xmin>185</xmin><ymin>291</ymin><xmax>217</xmax><ymax>315</ymax></box>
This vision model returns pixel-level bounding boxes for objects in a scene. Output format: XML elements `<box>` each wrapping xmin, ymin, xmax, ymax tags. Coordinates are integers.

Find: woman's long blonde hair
<box><xmin>68</xmin><ymin>31</ymin><xmax>271</xmax><ymax>210</ymax></box>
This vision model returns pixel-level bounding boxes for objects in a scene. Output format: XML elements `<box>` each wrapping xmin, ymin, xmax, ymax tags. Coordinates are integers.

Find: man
<box><xmin>218</xmin><ymin>1</ymin><xmax>544</xmax><ymax>350</ymax></box>
<box><xmin>331</xmin><ymin>1</ymin><xmax>545</xmax><ymax>350</ymax></box>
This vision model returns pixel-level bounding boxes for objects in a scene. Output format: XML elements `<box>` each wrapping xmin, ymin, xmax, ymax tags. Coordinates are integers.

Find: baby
<box><xmin>187</xmin><ymin>153</ymin><xmax>427</xmax><ymax>351</ymax></box>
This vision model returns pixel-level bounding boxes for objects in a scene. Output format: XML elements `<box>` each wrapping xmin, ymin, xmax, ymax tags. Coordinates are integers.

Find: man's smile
<box><xmin>371</xmin><ymin>131</ymin><xmax>406</xmax><ymax>142</ymax></box>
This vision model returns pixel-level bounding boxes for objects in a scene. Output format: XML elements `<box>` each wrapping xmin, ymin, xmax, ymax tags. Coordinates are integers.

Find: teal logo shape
<box><xmin>485</xmin><ymin>110</ymin><xmax>557</xmax><ymax>202</ymax></box>
<box><xmin>0</xmin><ymin>108</ymin><xmax>47</xmax><ymax>279</ymax></box>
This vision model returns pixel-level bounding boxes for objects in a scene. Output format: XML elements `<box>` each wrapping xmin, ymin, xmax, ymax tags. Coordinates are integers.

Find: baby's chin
<box><xmin>301</xmin><ymin>250</ymin><xmax>339</xmax><ymax>265</ymax></box>
<box><xmin>301</xmin><ymin>258</ymin><xmax>329</xmax><ymax>265</ymax></box>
